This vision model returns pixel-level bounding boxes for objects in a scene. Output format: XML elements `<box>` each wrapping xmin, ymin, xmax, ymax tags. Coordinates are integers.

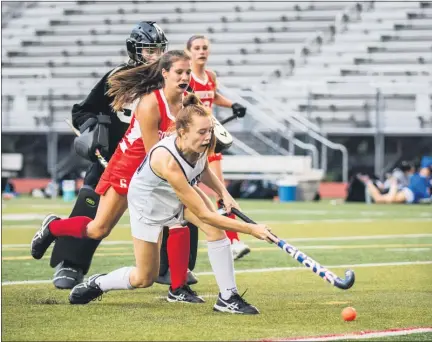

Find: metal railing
<box><xmin>230</xmin><ymin>87</ymin><xmax>349</xmax><ymax>182</ymax></box>
<box><xmin>219</xmin><ymin>84</ymin><xmax>320</xmax><ymax>168</ymax></box>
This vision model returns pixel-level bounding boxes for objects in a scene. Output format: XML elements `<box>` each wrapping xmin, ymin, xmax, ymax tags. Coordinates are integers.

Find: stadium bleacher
<box><xmin>2</xmin><ymin>1</ymin><xmax>346</xmax><ymax>132</ymax></box>
<box><xmin>2</xmin><ymin>1</ymin><xmax>431</xmax><ymax>136</ymax></box>
<box><xmin>259</xmin><ymin>1</ymin><xmax>432</xmax><ymax>133</ymax></box>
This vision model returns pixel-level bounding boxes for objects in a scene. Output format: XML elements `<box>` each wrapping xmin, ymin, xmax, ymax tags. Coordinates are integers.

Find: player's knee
<box><xmin>87</xmin><ymin>220</ymin><xmax>113</xmax><ymax>239</ymax></box>
<box><xmin>86</xmin><ymin>227</ymin><xmax>110</xmax><ymax>240</ymax></box>
<box><xmin>131</xmin><ymin>269</ymin><xmax>156</xmax><ymax>288</ymax></box>
<box><xmin>130</xmin><ymin>268</ymin><xmax>159</xmax><ymax>288</ymax></box>
<box><xmin>202</xmin><ymin>225</ymin><xmax>226</xmax><ymax>242</ymax></box>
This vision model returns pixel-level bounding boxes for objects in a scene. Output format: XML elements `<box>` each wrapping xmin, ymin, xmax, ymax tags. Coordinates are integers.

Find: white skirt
<box><xmin>128</xmin><ymin>200</ymin><xmax>185</xmax><ymax>243</ymax></box>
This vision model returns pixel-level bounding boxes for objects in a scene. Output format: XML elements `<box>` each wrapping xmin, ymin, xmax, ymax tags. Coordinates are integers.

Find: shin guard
<box><xmin>50</xmin><ymin>186</ymin><xmax>101</xmax><ymax>274</ymax></box>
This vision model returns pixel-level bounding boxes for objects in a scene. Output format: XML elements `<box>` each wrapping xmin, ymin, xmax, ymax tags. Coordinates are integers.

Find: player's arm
<box><xmin>152</xmin><ymin>149</ymin><xmax>256</xmax><ymax>235</ymax></box>
<box><xmin>208</xmin><ymin>70</ymin><xmax>233</xmax><ymax>108</ymax></box>
<box><xmin>72</xmin><ymin>73</ymin><xmax>113</xmax><ymax>161</ymax></box>
<box><xmin>134</xmin><ymin>93</ymin><xmax>161</xmax><ymax>152</ymax></box>
<box><xmin>200</xmin><ymin>161</ymin><xmax>228</xmax><ymax>198</ymax></box>
<box><xmin>208</xmin><ymin>70</ymin><xmax>246</xmax><ymax>118</ymax></box>
<box><xmin>200</xmin><ymin>160</ymin><xmax>238</xmax><ymax>212</ymax></box>
<box><xmin>72</xmin><ymin>73</ymin><xmax>111</xmax><ymax>129</ymax></box>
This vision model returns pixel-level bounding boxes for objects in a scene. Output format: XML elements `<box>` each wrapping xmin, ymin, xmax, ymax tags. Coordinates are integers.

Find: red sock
<box><xmin>49</xmin><ymin>216</ymin><xmax>92</xmax><ymax>238</ymax></box>
<box><xmin>225</xmin><ymin>213</ymin><xmax>240</xmax><ymax>243</ymax></box>
<box><xmin>167</xmin><ymin>226</ymin><xmax>190</xmax><ymax>290</ymax></box>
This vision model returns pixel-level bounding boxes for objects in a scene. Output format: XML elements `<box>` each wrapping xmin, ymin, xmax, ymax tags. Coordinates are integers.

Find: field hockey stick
<box><xmin>230</xmin><ymin>207</ymin><xmax>355</xmax><ymax>290</ymax></box>
<box><xmin>220</xmin><ymin>114</ymin><xmax>238</xmax><ymax>125</ymax></box>
<box><xmin>65</xmin><ymin>119</ymin><xmax>109</xmax><ymax>168</ymax></box>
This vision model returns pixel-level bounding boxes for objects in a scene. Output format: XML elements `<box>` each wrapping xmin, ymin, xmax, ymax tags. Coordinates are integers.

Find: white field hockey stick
<box><xmin>230</xmin><ymin>207</ymin><xmax>355</xmax><ymax>290</ymax></box>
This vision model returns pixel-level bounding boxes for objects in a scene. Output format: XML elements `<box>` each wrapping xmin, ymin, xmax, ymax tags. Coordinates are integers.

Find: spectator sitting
<box><xmin>383</xmin><ymin>161</ymin><xmax>415</xmax><ymax>191</ymax></box>
<box><xmin>357</xmin><ymin>156</ymin><xmax>431</xmax><ymax>204</ymax></box>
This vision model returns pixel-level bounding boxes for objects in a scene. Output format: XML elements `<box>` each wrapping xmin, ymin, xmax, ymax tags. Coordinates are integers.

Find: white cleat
<box><xmin>231</xmin><ymin>240</ymin><xmax>251</xmax><ymax>261</ymax></box>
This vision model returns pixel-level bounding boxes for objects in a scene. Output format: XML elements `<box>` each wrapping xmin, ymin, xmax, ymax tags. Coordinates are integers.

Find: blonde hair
<box><xmin>176</xmin><ymin>93</ymin><xmax>216</xmax><ymax>155</ymax></box>
<box><xmin>107</xmin><ymin>50</ymin><xmax>190</xmax><ymax>112</ymax></box>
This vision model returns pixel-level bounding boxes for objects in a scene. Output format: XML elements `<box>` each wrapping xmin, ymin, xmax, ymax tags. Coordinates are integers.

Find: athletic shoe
<box><xmin>156</xmin><ymin>269</ymin><xmax>199</xmax><ymax>285</ymax></box>
<box><xmin>231</xmin><ymin>240</ymin><xmax>251</xmax><ymax>261</ymax></box>
<box><xmin>69</xmin><ymin>274</ymin><xmax>105</xmax><ymax>305</ymax></box>
<box><xmin>213</xmin><ymin>291</ymin><xmax>259</xmax><ymax>314</ymax></box>
<box><xmin>186</xmin><ymin>269</ymin><xmax>199</xmax><ymax>285</ymax></box>
<box><xmin>167</xmin><ymin>285</ymin><xmax>205</xmax><ymax>304</ymax></box>
<box><xmin>31</xmin><ymin>214</ymin><xmax>59</xmax><ymax>260</ymax></box>
<box><xmin>53</xmin><ymin>261</ymin><xmax>84</xmax><ymax>290</ymax></box>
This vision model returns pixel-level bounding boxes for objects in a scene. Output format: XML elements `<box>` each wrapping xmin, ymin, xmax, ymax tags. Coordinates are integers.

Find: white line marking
<box><xmin>2</xmin><ymin>217</ymin><xmax>432</xmax><ymax>229</ymax></box>
<box><xmin>280</xmin><ymin>327</ymin><xmax>432</xmax><ymax>341</ymax></box>
<box><xmin>3</xmin><ymin>234</ymin><xmax>432</xmax><ymax>249</ymax></box>
<box><xmin>2</xmin><ymin>260</ymin><xmax>431</xmax><ymax>286</ymax></box>
<box><xmin>246</xmin><ymin>209</ymin><xmax>432</xmax><ymax>216</ymax></box>
<box><xmin>386</xmin><ymin>248</ymin><xmax>430</xmax><ymax>252</ymax></box>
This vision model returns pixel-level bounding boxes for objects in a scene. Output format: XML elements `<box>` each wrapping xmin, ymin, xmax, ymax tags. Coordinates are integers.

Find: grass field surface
<box><xmin>2</xmin><ymin>197</ymin><xmax>431</xmax><ymax>341</ymax></box>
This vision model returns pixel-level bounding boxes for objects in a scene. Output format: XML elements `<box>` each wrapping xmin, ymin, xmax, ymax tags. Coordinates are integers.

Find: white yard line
<box><xmin>3</xmin><ymin>233</ymin><xmax>432</xmax><ymax>249</ymax></box>
<box><xmin>278</xmin><ymin>327</ymin><xmax>432</xmax><ymax>341</ymax></box>
<box><xmin>2</xmin><ymin>217</ymin><xmax>432</xmax><ymax>229</ymax></box>
<box><xmin>385</xmin><ymin>248</ymin><xmax>430</xmax><ymax>252</ymax></box>
<box><xmin>2</xmin><ymin>260</ymin><xmax>431</xmax><ymax>286</ymax></box>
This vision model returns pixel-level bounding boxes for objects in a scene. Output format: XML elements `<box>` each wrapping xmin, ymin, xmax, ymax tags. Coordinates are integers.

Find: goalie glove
<box><xmin>231</xmin><ymin>102</ymin><xmax>246</xmax><ymax>118</ymax></box>
<box><xmin>74</xmin><ymin>114</ymin><xmax>111</xmax><ymax>162</ymax></box>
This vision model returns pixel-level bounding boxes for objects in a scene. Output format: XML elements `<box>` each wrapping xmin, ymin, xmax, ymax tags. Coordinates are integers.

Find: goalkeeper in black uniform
<box><xmin>50</xmin><ymin>21</ymin><xmax>169</xmax><ymax>289</ymax></box>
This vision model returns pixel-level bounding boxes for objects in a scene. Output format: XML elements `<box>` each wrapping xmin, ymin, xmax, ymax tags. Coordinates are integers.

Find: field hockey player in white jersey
<box><xmin>68</xmin><ymin>94</ymin><xmax>274</xmax><ymax>314</ymax></box>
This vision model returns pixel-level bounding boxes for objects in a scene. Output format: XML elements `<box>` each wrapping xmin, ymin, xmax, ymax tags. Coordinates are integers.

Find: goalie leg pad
<box><xmin>188</xmin><ymin>222</ymin><xmax>199</xmax><ymax>271</ymax></box>
<box><xmin>159</xmin><ymin>226</ymin><xmax>170</xmax><ymax>276</ymax></box>
<box><xmin>50</xmin><ymin>186</ymin><xmax>101</xmax><ymax>275</ymax></box>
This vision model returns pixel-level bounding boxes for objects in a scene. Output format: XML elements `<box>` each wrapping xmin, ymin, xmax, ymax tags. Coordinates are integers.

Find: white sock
<box><xmin>207</xmin><ymin>237</ymin><xmax>238</xmax><ymax>300</ymax></box>
<box><xmin>95</xmin><ymin>266</ymin><xmax>135</xmax><ymax>292</ymax></box>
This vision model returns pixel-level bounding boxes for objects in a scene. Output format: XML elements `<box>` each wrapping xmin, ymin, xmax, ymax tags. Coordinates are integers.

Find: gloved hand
<box><xmin>74</xmin><ymin>115</ymin><xmax>110</xmax><ymax>162</ymax></box>
<box><xmin>231</xmin><ymin>102</ymin><xmax>246</xmax><ymax>118</ymax></box>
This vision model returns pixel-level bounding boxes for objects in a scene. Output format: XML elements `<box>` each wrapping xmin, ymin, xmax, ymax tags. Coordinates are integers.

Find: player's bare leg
<box><xmin>69</xmin><ymin>231</ymin><xmax>203</xmax><ymax>304</ymax></box>
<box><xmin>31</xmin><ymin>187</ymin><xmax>127</xmax><ymax>259</ymax></box>
<box><xmin>357</xmin><ymin>174</ymin><xmax>406</xmax><ymax>204</ymax></box>
<box><xmin>69</xmin><ymin>236</ymin><xmax>160</xmax><ymax>304</ymax></box>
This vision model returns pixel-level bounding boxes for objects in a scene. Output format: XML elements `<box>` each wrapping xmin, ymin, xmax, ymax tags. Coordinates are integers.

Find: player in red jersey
<box><xmin>187</xmin><ymin>34</ymin><xmax>251</xmax><ymax>260</ymax></box>
<box><xmin>31</xmin><ymin>50</ymin><xmax>204</xmax><ymax>303</ymax></box>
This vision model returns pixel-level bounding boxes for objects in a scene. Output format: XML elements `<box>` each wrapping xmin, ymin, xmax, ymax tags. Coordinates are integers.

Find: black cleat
<box><xmin>31</xmin><ymin>214</ymin><xmax>59</xmax><ymax>260</ymax></box>
<box><xmin>69</xmin><ymin>274</ymin><xmax>105</xmax><ymax>305</ymax></box>
<box><xmin>53</xmin><ymin>262</ymin><xmax>84</xmax><ymax>290</ymax></box>
<box><xmin>213</xmin><ymin>291</ymin><xmax>260</xmax><ymax>314</ymax></box>
<box><xmin>156</xmin><ymin>269</ymin><xmax>199</xmax><ymax>285</ymax></box>
<box><xmin>167</xmin><ymin>284</ymin><xmax>205</xmax><ymax>304</ymax></box>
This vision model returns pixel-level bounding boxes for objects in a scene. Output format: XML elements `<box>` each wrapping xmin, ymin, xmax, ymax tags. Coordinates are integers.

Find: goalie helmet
<box><xmin>126</xmin><ymin>21</ymin><xmax>168</xmax><ymax>65</ymax></box>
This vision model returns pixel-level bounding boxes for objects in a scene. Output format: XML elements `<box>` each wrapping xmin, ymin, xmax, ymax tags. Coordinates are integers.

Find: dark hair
<box><xmin>107</xmin><ymin>50</ymin><xmax>190</xmax><ymax>112</ymax></box>
<box><xmin>399</xmin><ymin>161</ymin><xmax>414</xmax><ymax>172</ymax></box>
<box><xmin>176</xmin><ymin>93</ymin><xmax>215</xmax><ymax>155</ymax></box>
<box><xmin>186</xmin><ymin>35</ymin><xmax>208</xmax><ymax>51</ymax></box>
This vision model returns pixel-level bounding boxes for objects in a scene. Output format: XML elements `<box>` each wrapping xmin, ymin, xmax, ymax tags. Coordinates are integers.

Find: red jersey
<box><xmin>188</xmin><ymin>70</ymin><xmax>216</xmax><ymax>110</ymax></box>
<box><xmin>95</xmin><ymin>88</ymin><xmax>176</xmax><ymax>195</ymax></box>
<box><xmin>188</xmin><ymin>70</ymin><xmax>224</xmax><ymax>163</ymax></box>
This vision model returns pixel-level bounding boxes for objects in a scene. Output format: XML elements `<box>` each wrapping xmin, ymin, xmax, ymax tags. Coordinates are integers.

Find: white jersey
<box><xmin>128</xmin><ymin>134</ymin><xmax>207</xmax><ymax>226</ymax></box>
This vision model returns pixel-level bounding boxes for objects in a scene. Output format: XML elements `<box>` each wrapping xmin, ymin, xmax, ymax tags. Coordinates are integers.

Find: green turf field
<box><xmin>2</xmin><ymin>197</ymin><xmax>432</xmax><ymax>341</ymax></box>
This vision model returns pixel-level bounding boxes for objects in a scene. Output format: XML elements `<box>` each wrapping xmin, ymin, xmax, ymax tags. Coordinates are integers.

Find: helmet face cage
<box><xmin>128</xmin><ymin>21</ymin><xmax>169</xmax><ymax>65</ymax></box>
<box><xmin>135</xmin><ymin>41</ymin><xmax>168</xmax><ymax>64</ymax></box>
